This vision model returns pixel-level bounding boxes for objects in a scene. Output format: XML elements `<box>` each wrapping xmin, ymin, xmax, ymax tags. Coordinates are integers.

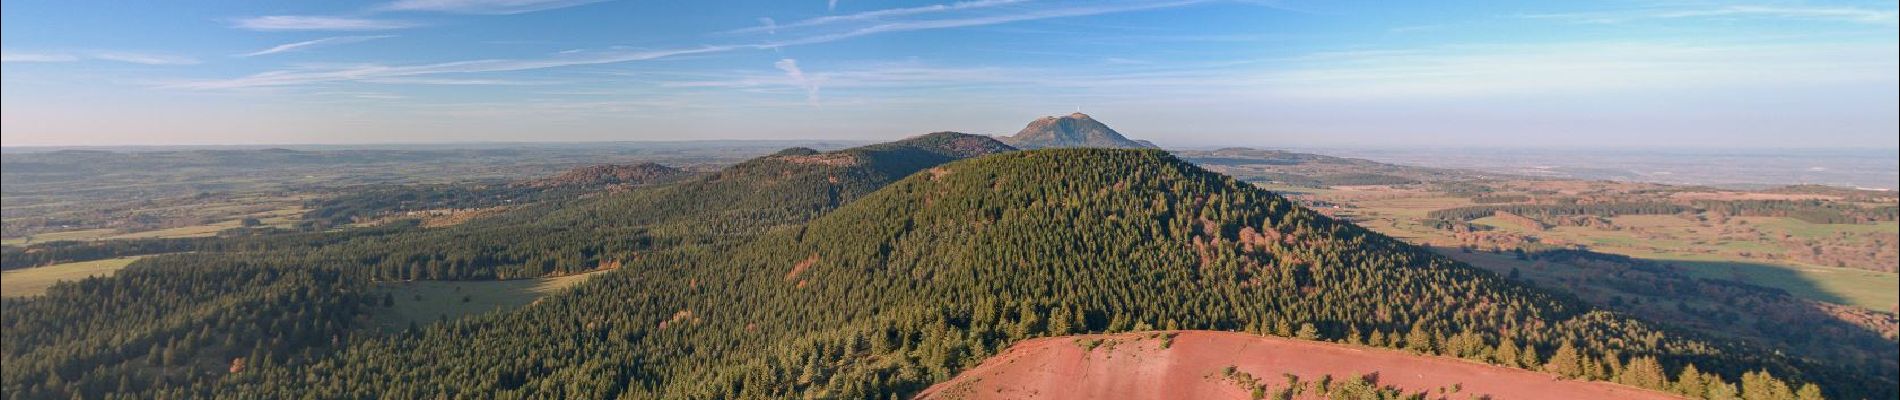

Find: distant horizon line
<box><xmin>4</xmin><ymin>138</ymin><xmax>1895</xmax><ymax>153</ymax></box>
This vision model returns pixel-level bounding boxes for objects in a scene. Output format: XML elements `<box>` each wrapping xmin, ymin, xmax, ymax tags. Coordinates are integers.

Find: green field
<box><xmin>1448</xmin><ymin>244</ymin><xmax>1898</xmax><ymax>311</ymax></box>
<box><xmin>1750</xmin><ymin>218</ymin><xmax>1899</xmax><ymax>238</ymax></box>
<box><xmin>1</xmin><ymin>228</ymin><xmax>119</xmax><ymax>245</ymax></box>
<box><xmin>1451</xmin><ymin>213</ymin><xmax>1900</xmax><ymax>310</ymax></box>
<box><xmin>1270</xmin><ymin>183</ymin><xmax>1900</xmax><ymax>312</ymax></box>
<box><xmin>1352</xmin><ymin>196</ymin><xmax>1472</xmax><ymax>219</ymax></box>
<box><xmin>1</xmin><ymin>257</ymin><xmax>147</xmax><ymax>298</ymax></box>
<box><xmin>367</xmin><ymin>270</ymin><xmax>613</xmax><ymax>330</ymax></box>
<box><xmin>3</xmin><ymin>207</ymin><xmax>304</xmax><ymax>245</ymax></box>
<box><xmin>1654</xmin><ymin>254</ymin><xmax>1899</xmax><ymax>311</ymax></box>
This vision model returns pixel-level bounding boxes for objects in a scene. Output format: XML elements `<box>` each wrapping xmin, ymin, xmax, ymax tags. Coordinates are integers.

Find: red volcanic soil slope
<box><xmin>915</xmin><ymin>330</ymin><xmax>1682</xmax><ymax>400</ymax></box>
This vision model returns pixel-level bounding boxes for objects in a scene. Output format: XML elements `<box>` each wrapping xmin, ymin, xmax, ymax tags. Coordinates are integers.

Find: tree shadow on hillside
<box><xmin>1660</xmin><ymin>259</ymin><xmax>1870</xmax><ymax>308</ymax></box>
<box><xmin>367</xmin><ymin>277</ymin><xmax>588</xmax><ymax>332</ymax></box>
<box><xmin>1431</xmin><ymin>246</ymin><xmax>1898</xmax><ymax>379</ymax></box>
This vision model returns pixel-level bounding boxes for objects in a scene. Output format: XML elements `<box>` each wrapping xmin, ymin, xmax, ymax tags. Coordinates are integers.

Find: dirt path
<box><xmin>915</xmin><ymin>330</ymin><xmax>1682</xmax><ymax>400</ymax></box>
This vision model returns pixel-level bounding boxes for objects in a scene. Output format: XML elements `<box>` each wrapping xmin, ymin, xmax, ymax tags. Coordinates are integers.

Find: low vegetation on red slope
<box><xmin>917</xmin><ymin>330</ymin><xmax>1682</xmax><ymax>400</ymax></box>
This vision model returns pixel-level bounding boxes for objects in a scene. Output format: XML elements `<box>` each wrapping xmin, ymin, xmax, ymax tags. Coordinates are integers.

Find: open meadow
<box><xmin>1</xmin><ymin>256</ymin><xmax>147</xmax><ymax>297</ymax></box>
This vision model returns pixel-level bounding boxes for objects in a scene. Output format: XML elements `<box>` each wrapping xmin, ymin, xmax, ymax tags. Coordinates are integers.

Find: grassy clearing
<box><xmin>2</xmin><ymin>229</ymin><xmax>119</xmax><ymax>245</ymax></box>
<box><xmin>1654</xmin><ymin>254</ymin><xmax>1898</xmax><ymax>311</ymax></box>
<box><xmin>1</xmin><ymin>257</ymin><xmax>147</xmax><ymax>298</ymax></box>
<box><xmin>105</xmin><ymin>223</ymin><xmax>236</xmax><ymax>239</ymax></box>
<box><xmin>1451</xmin><ymin>213</ymin><xmax>1898</xmax><ymax>309</ymax></box>
<box><xmin>107</xmin><ymin>208</ymin><xmax>304</xmax><ymax>239</ymax></box>
<box><xmin>1325</xmin><ymin>190</ymin><xmax>1900</xmax><ymax>310</ymax></box>
<box><xmin>366</xmin><ymin>269</ymin><xmax>612</xmax><ymax>331</ymax></box>
<box><xmin>1749</xmin><ymin>218</ymin><xmax>1898</xmax><ymax>238</ymax></box>
<box><xmin>1252</xmin><ymin>183</ymin><xmax>1339</xmax><ymax>197</ymax></box>
<box><xmin>1353</xmin><ymin>197</ymin><xmax>1471</xmax><ymax>219</ymax></box>
<box><xmin>3</xmin><ymin>207</ymin><xmax>305</xmax><ymax>245</ymax></box>
<box><xmin>1609</xmin><ymin>215</ymin><xmax>1699</xmax><ymax>229</ymax></box>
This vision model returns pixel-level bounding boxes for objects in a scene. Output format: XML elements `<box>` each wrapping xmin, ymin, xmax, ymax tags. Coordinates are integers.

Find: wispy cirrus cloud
<box><xmin>756</xmin><ymin>17</ymin><xmax>778</xmax><ymax>34</ymax></box>
<box><xmin>241</xmin><ymin>36</ymin><xmax>394</xmax><ymax>57</ymax></box>
<box><xmin>378</xmin><ymin>0</ymin><xmax>609</xmax><ymax>15</ymax></box>
<box><xmin>1521</xmin><ymin>5</ymin><xmax>1899</xmax><ymax>25</ymax></box>
<box><xmin>181</xmin><ymin>0</ymin><xmax>1210</xmax><ymax>90</ymax></box>
<box><xmin>363</xmin><ymin>77</ymin><xmax>561</xmax><ymax>85</ymax></box>
<box><xmin>2</xmin><ymin>51</ymin><xmax>197</xmax><ymax>65</ymax></box>
<box><xmin>168</xmin><ymin>46</ymin><xmax>735</xmax><ymax>89</ymax></box>
<box><xmin>662</xmin><ymin>62</ymin><xmax>1028</xmax><ymax>90</ymax></box>
<box><xmin>663</xmin><ymin>40</ymin><xmax>1900</xmax><ymax>102</ymax></box>
<box><xmin>232</xmin><ymin>1</ymin><xmax>598</xmax><ymax>35</ymax></box>
<box><xmin>1</xmin><ymin>52</ymin><xmax>80</xmax><ymax>63</ymax></box>
<box><xmin>90</xmin><ymin>52</ymin><xmax>201</xmax><ymax>65</ymax></box>
<box><xmin>233</xmin><ymin>16</ymin><xmax>419</xmax><ymax>31</ymax></box>
<box><xmin>730</xmin><ymin>0</ymin><xmax>1027</xmax><ymax>34</ymax></box>
<box><xmin>758</xmin><ymin>0</ymin><xmax>1209</xmax><ymax>47</ymax></box>
<box><xmin>774</xmin><ymin>58</ymin><xmax>822</xmax><ymax>105</ymax></box>
<box><xmin>312</xmin><ymin>90</ymin><xmax>408</xmax><ymax>100</ymax></box>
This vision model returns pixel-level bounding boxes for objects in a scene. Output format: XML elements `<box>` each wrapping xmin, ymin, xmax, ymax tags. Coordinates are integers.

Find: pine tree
<box><xmin>1676</xmin><ymin>364</ymin><xmax>1708</xmax><ymax>398</ymax></box>
<box><xmin>1048</xmin><ymin>307</ymin><xmax>1074</xmax><ymax>335</ymax></box>
<box><xmin>1295</xmin><ymin>323</ymin><xmax>1320</xmax><ymax>340</ymax></box>
<box><xmin>1403</xmin><ymin>324</ymin><xmax>1434</xmax><ymax>353</ymax></box>
<box><xmin>1495</xmin><ymin>337</ymin><xmax>1521</xmax><ymax>368</ymax></box>
<box><xmin>1741</xmin><ymin>370</ymin><xmax>1795</xmax><ymax>400</ymax></box>
<box><xmin>1546</xmin><ymin>341</ymin><xmax>1583</xmax><ymax>378</ymax></box>
<box><xmin>1708</xmin><ymin>375</ymin><xmax>1741</xmax><ymax>400</ymax></box>
<box><xmin>1584</xmin><ymin>357</ymin><xmax>1608</xmax><ymax>381</ymax></box>
<box><xmin>1518</xmin><ymin>342</ymin><xmax>1541</xmax><ymax>369</ymax></box>
<box><xmin>1619</xmin><ymin>356</ymin><xmax>1667</xmax><ymax>390</ymax></box>
<box><xmin>1795</xmin><ymin>383</ymin><xmax>1825</xmax><ymax>400</ymax></box>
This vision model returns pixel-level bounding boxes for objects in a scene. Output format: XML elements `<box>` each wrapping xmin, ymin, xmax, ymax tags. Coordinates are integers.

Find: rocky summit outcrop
<box><xmin>999</xmin><ymin>113</ymin><xmax>1158</xmax><ymax>149</ymax></box>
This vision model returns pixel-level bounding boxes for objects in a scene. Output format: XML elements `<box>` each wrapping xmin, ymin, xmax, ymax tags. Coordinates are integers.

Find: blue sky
<box><xmin>2</xmin><ymin>0</ymin><xmax>1895</xmax><ymax>148</ymax></box>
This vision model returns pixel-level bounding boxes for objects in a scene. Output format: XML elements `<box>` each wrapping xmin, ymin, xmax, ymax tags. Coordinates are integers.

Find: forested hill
<box><xmin>518</xmin><ymin>162</ymin><xmax>689</xmax><ymax>189</ymax></box>
<box><xmin>215</xmin><ymin>149</ymin><xmax>1881</xmax><ymax>399</ymax></box>
<box><xmin>4</xmin><ymin>132</ymin><xmax>1015</xmax><ymax>278</ymax></box>
<box><xmin>0</xmin><ymin>132</ymin><xmax>1014</xmax><ymax>400</ymax></box>
<box><xmin>355</xmin><ymin>131</ymin><xmax>1020</xmax><ymax>279</ymax></box>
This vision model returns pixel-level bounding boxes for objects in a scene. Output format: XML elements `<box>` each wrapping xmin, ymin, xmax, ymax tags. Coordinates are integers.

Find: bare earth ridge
<box><xmin>916</xmin><ymin>330</ymin><xmax>1683</xmax><ymax>400</ymax></box>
